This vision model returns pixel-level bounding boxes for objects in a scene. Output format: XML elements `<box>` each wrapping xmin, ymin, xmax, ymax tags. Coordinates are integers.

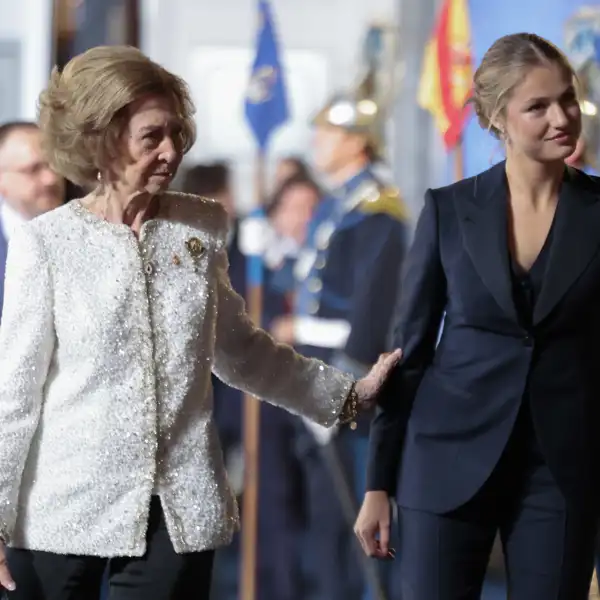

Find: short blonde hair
<box><xmin>470</xmin><ymin>33</ymin><xmax>577</xmax><ymax>139</ymax></box>
<box><xmin>38</xmin><ymin>45</ymin><xmax>196</xmax><ymax>187</ymax></box>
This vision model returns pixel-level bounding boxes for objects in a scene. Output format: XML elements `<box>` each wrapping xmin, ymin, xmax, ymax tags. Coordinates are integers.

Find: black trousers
<box><xmin>6</xmin><ymin>497</ymin><xmax>215</xmax><ymax>600</ymax></box>
<box><xmin>397</xmin><ymin>406</ymin><xmax>598</xmax><ymax>600</ymax></box>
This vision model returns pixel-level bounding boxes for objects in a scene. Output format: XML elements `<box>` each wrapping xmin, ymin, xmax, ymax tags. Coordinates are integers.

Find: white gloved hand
<box><xmin>302</xmin><ymin>416</ymin><xmax>337</xmax><ymax>445</ymax></box>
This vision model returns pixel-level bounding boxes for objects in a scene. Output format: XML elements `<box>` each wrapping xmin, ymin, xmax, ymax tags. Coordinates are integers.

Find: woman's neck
<box><xmin>85</xmin><ymin>186</ymin><xmax>160</xmax><ymax>233</ymax></box>
<box><xmin>505</xmin><ymin>152</ymin><xmax>564</xmax><ymax>211</ymax></box>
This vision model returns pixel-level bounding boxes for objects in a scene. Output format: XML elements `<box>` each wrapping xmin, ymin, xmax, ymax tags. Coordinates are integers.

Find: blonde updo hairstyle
<box><xmin>470</xmin><ymin>33</ymin><xmax>577</xmax><ymax>140</ymax></box>
<box><xmin>38</xmin><ymin>45</ymin><xmax>196</xmax><ymax>188</ymax></box>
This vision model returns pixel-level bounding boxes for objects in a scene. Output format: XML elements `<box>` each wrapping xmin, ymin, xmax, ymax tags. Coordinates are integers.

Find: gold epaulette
<box><xmin>358</xmin><ymin>185</ymin><xmax>410</xmax><ymax>223</ymax></box>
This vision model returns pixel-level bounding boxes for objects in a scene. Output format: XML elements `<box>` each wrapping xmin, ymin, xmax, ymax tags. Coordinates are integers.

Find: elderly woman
<box><xmin>0</xmin><ymin>46</ymin><xmax>400</xmax><ymax>600</ymax></box>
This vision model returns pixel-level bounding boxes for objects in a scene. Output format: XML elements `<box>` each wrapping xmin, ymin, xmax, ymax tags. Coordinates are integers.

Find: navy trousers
<box><xmin>397</xmin><ymin>408</ymin><xmax>597</xmax><ymax>600</ymax></box>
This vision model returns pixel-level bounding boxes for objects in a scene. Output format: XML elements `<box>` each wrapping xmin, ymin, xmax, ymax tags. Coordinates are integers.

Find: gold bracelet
<box><xmin>339</xmin><ymin>383</ymin><xmax>359</xmax><ymax>430</ymax></box>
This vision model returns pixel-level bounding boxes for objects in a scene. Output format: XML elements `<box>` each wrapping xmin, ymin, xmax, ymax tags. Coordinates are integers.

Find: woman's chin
<box><xmin>145</xmin><ymin>178</ymin><xmax>171</xmax><ymax>194</ymax></box>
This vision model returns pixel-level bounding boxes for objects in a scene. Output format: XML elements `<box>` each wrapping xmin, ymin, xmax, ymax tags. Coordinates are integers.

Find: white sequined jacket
<box><xmin>0</xmin><ymin>193</ymin><xmax>353</xmax><ymax>557</ymax></box>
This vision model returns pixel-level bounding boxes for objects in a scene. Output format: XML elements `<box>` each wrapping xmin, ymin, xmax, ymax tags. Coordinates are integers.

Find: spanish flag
<box><xmin>418</xmin><ymin>0</ymin><xmax>473</xmax><ymax>149</ymax></box>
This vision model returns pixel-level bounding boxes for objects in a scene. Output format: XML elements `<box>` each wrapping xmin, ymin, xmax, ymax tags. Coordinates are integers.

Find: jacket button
<box><xmin>523</xmin><ymin>334</ymin><xmax>533</xmax><ymax>347</ymax></box>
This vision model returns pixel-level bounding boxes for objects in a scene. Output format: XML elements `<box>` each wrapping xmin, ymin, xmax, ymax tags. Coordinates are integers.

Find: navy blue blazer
<box><xmin>367</xmin><ymin>161</ymin><xmax>600</xmax><ymax>514</ymax></box>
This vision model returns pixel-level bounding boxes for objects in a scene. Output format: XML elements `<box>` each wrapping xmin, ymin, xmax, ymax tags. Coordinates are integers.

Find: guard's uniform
<box><xmin>294</xmin><ymin>169</ymin><xmax>408</xmax><ymax>378</ymax></box>
<box><xmin>293</xmin><ymin>167</ymin><xmax>408</xmax><ymax>600</ymax></box>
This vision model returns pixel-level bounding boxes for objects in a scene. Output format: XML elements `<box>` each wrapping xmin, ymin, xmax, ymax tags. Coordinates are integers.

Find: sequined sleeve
<box><xmin>0</xmin><ymin>225</ymin><xmax>55</xmax><ymax>541</ymax></box>
<box><xmin>212</xmin><ymin>249</ymin><xmax>353</xmax><ymax>426</ymax></box>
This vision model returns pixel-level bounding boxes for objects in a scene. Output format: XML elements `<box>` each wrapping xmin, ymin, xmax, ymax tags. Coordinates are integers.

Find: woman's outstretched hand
<box><xmin>355</xmin><ymin>349</ymin><xmax>402</xmax><ymax>410</ymax></box>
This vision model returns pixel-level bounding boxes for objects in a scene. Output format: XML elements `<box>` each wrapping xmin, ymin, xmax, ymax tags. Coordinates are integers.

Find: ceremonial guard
<box><xmin>564</xmin><ymin>9</ymin><xmax>600</xmax><ymax>175</ymax></box>
<box><xmin>271</xmin><ymin>25</ymin><xmax>408</xmax><ymax>600</ymax></box>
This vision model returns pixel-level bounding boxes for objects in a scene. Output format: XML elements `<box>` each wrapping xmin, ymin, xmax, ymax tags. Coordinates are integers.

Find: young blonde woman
<box><xmin>357</xmin><ymin>32</ymin><xmax>600</xmax><ymax>600</ymax></box>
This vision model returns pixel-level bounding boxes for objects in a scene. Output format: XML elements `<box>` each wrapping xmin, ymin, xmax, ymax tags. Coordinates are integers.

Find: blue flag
<box><xmin>245</xmin><ymin>0</ymin><xmax>289</xmax><ymax>151</ymax></box>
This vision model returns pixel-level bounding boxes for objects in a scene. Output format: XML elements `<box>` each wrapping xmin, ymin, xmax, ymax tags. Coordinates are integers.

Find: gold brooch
<box><xmin>185</xmin><ymin>237</ymin><xmax>205</xmax><ymax>272</ymax></box>
<box><xmin>185</xmin><ymin>237</ymin><xmax>204</xmax><ymax>257</ymax></box>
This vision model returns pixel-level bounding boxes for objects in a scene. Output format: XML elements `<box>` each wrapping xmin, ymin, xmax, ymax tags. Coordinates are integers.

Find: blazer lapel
<box><xmin>456</xmin><ymin>161</ymin><xmax>519</xmax><ymax>323</ymax></box>
<box><xmin>534</xmin><ymin>167</ymin><xmax>600</xmax><ymax>324</ymax></box>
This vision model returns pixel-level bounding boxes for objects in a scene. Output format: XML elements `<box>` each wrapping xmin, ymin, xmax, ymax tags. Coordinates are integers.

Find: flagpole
<box><xmin>239</xmin><ymin>152</ymin><xmax>267</xmax><ymax>600</ymax></box>
<box><xmin>454</xmin><ymin>137</ymin><xmax>465</xmax><ymax>181</ymax></box>
<box><xmin>240</xmin><ymin>1</ymin><xmax>289</xmax><ymax>596</ymax></box>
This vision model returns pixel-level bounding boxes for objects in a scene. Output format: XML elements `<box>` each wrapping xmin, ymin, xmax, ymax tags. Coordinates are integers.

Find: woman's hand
<box><xmin>0</xmin><ymin>541</ymin><xmax>15</xmax><ymax>591</ymax></box>
<box><xmin>354</xmin><ymin>491</ymin><xmax>395</xmax><ymax>559</ymax></box>
<box><xmin>354</xmin><ymin>349</ymin><xmax>402</xmax><ymax>410</ymax></box>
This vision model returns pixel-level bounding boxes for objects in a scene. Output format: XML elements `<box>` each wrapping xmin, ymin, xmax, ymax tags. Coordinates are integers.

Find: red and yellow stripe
<box><xmin>418</xmin><ymin>0</ymin><xmax>473</xmax><ymax>149</ymax></box>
